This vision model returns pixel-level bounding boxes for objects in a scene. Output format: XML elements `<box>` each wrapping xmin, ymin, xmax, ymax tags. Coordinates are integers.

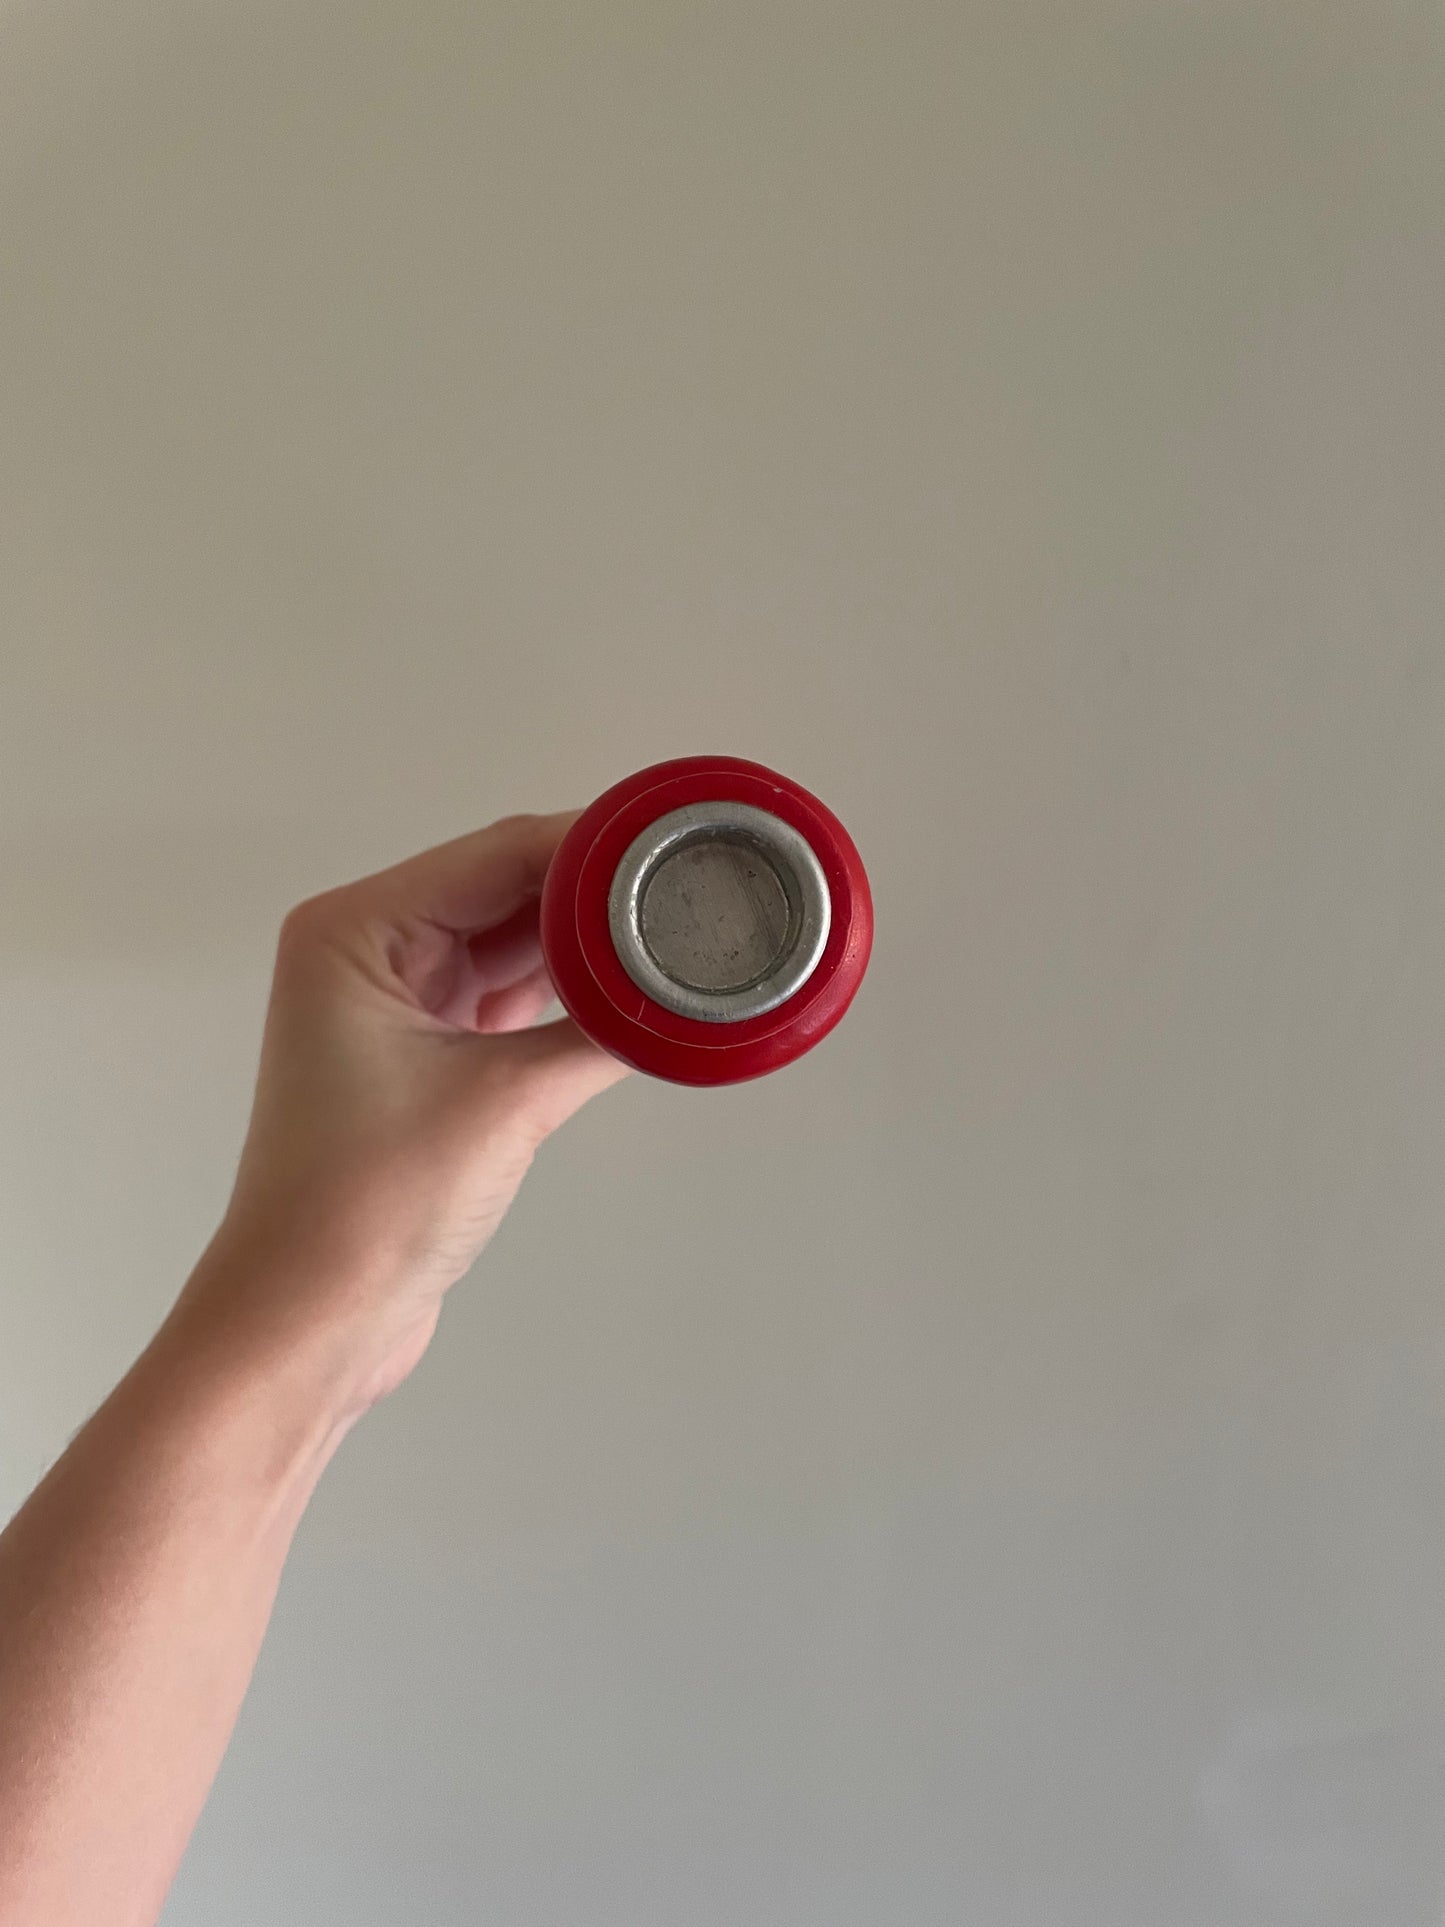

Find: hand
<box><xmin>0</xmin><ymin>814</ymin><xmax>628</xmax><ymax>1927</ymax></box>
<box><xmin>183</xmin><ymin>813</ymin><xmax>629</xmax><ymax>1413</ymax></box>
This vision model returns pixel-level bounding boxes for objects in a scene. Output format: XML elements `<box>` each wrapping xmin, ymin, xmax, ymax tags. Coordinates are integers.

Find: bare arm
<box><xmin>0</xmin><ymin>814</ymin><xmax>627</xmax><ymax>1927</ymax></box>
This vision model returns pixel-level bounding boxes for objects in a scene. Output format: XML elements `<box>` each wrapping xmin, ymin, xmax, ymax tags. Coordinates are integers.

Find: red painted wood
<box><xmin>540</xmin><ymin>756</ymin><xmax>872</xmax><ymax>1085</ymax></box>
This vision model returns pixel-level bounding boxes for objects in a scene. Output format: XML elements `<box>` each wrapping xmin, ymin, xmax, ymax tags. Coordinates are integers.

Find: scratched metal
<box><xmin>607</xmin><ymin>801</ymin><xmax>831</xmax><ymax>1023</ymax></box>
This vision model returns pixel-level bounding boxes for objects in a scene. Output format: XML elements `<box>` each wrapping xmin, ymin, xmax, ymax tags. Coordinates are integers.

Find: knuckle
<box><xmin>276</xmin><ymin>891</ymin><xmax>340</xmax><ymax>957</ymax></box>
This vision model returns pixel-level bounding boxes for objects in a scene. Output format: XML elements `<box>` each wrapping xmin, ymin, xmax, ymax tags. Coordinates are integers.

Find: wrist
<box><xmin>169</xmin><ymin>1222</ymin><xmax>439</xmax><ymax>1434</ymax></box>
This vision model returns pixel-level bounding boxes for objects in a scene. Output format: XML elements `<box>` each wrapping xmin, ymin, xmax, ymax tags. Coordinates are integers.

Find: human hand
<box><xmin>0</xmin><ymin>815</ymin><xmax>631</xmax><ymax>1924</ymax></box>
<box><xmin>183</xmin><ymin>814</ymin><xmax>629</xmax><ymax>1413</ymax></box>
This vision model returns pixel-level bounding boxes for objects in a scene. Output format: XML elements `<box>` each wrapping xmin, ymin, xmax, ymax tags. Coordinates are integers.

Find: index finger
<box><xmin>354</xmin><ymin>811</ymin><xmax>579</xmax><ymax>933</ymax></box>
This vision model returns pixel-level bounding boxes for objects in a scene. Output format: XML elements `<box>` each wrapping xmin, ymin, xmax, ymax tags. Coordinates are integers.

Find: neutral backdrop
<box><xmin>3</xmin><ymin>4</ymin><xmax>1444</xmax><ymax>1924</ymax></box>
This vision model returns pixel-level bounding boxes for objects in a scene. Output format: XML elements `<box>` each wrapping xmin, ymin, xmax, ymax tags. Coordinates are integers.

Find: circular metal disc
<box><xmin>608</xmin><ymin>801</ymin><xmax>831</xmax><ymax>1022</ymax></box>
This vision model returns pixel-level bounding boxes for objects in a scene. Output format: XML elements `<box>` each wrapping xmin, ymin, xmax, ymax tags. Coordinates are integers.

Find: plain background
<box><xmin>3</xmin><ymin>3</ymin><xmax>1444</xmax><ymax>1923</ymax></box>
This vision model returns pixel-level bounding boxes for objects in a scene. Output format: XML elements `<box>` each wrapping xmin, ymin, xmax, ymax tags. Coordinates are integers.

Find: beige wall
<box><xmin>3</xmin><ymin>4</ymin><xmax>1444</xmax><ymax>1922</ymax></box>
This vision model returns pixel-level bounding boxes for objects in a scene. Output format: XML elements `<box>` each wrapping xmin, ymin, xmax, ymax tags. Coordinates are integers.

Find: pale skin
<box><xmin>0</xmin><ymin>813</ymin><xmax>630</xmax><ymax>1927</ymax></box>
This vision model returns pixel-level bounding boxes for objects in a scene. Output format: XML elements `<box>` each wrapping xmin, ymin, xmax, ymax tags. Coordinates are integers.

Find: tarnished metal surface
<box><xmin>607</xmin><ymin>801</ymin><xmax>831</xmax><ymax>1022</ymax></box>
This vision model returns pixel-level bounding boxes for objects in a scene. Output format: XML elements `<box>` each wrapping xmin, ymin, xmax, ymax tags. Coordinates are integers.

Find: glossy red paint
<box><xmin>540</xmin><ymin>756</ymin><xmax>873</xmax><ymax>1085</ymax></box>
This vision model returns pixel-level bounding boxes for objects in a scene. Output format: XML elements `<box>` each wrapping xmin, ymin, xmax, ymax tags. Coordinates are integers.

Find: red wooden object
<box><xmin>540</xmin><ymin>756</ymin><xmax>873</xmax><ymax>1085</ymax></box>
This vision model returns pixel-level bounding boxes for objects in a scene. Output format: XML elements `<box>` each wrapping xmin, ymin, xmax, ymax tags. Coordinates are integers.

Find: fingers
<box><xmin>464</xmin><ymin>903</ymin><xmax>545</xmax><ymax>990</ymax></box>
<box><xmin>489</xmin><ymin>1016</ymin><xmax>633</xmax><ymax>1139</ymax></box>
<box><xmin>472</xmin><ymin>965</ymin><xmax>556</xmax><ymax>1035</ymax></box>
<box><xmin>424</xmin><ymin>902</ymin><xmax>547</xmax><ymax>1026</ymax></box>
<box><xmin>357</xmin><ymin>812</ymin><xmax>579</xmax><ymax>935</ymax></box>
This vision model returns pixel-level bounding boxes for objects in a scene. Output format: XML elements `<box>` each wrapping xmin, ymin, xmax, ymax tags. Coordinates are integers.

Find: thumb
<box><xmin>488</xmin><ymin>1016</ymin><xmax>634</xmax><ymax>1140</ymax></box>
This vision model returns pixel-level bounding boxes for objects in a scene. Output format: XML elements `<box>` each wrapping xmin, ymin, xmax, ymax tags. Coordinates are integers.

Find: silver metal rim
<box><xmin>607</xmin><ymin>800</ymin><xmax>832</xmax><ymax>1024</ymax></box>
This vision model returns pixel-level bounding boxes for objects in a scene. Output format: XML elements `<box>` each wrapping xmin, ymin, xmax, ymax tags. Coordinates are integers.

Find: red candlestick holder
<box><xmin>541</xmin><ymin>756</ymin><xmax>873</xmax><ymax>1086</ymax></box>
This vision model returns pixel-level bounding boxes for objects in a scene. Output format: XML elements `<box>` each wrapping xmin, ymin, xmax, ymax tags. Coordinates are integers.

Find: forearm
<box><xmin>0</xmin><ymin>814</ymin><xmax>621</xmax><ymax>1925</ymax></box>
<box><xmin>0</xmin><ymin>1252</ymin><xmax>359</xmax><ymax>1927</ymax></box>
